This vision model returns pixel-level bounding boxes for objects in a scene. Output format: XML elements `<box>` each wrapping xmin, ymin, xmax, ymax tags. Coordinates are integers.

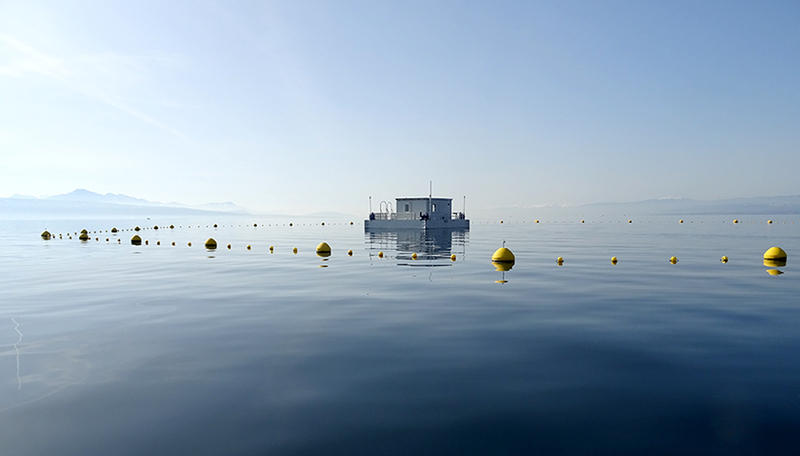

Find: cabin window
<box><xmin>432</xmin><ymin>204</ymin><xmax>436</xmax><ymax>212</ymax></box>
<box><xmin>404</xmin><ymin>204</ymin><xmax>409</xmax><ymax>212</ymax></box>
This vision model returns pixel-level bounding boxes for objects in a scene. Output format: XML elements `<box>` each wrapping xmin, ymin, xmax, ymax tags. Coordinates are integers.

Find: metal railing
<box><xmin>372</xmin><ymin>212</ymin><xmax>467</xmax><ymax>221</ymax></box>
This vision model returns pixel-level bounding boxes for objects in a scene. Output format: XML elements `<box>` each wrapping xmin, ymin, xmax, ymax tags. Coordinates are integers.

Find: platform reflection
<box><xmin>364</xmin><ymin>229</ymin><xmax>468</xmax><ymax>266</ymax></box>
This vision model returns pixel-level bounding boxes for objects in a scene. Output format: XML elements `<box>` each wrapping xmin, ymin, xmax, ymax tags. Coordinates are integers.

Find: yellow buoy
<box><xmin>106</xmin><ymin>238</ymin><xmax>109</xmax><ymax>242</ymax></box>
<box><xmin>316</xmin><ymin>242</ymin><xmax>332</xmax><ymax>254</ymax></box>
<box><xmin>205</xmin><ymin>238</ymin><xmax>217</xmax><ymax>249</ymax></box>
<box><xmin>247</xmin><ymin>245</ymin><xmax>252</xmax><ymax>250</ymax></box>
<box><xmin>117</xmin><ymin>239</ymin><xmax>120</xmax><ymax>244</ymax></box>
<box><xmin>171</xmin><ymin>241</ymin><xmax>175</xmax><ymax>246</ymax></box>
<box><xmin>491</xmin><ymin>247</ymin><xmax>515</xmax><ymax>263</ymax></box>
<box><xmin>763</xmin><ymin>248</ymin><xmax>787</xmax><ymax>267</ymax></box>
<box><xmin>253</xmin><ymin>223</ymin><xmax>257</xmax><ymax>227</ymax></box>
<box><xmin>581</xmin><ymin>220</ymin><xmax>585</xmax><ymax>223</ymax></box>
<box><xmin>535</xmin><ymin>219</ymin><xmax>540</xmax><ymax>223</ymax></box>
<box><xmin>227</xmin><ymin>244</ymin><xmax>231</xmax><ymax>249</ymax></box>
<box><xmin>733</xmin><ymin>219</ymin><xmax>739</xmax><ymax>224</ymax></box>
<box><xmin>157</xmin><ymin>241</ymin><xmax>160</xmax><ymax>245</ymax></box>
<box><xmin>131</xmin><ymin>235</ymin><xmax>142</xmax><ymax>245</ymax></box>
<box><xmin>628</xmin><ymin>219</ymin><xmax>632</xmax><ymax>224</ymax></box>
<box><xmin>764</xmin><ymin>246</ymin><xmax>787</xmax><ymax>260</ymax></box>
<box><xmin>721</xmin><ymin>256</ymin><xmax>728</xmax><ymax>263</ymax></box>
<box><xmin>145</xmin><ymin>240</ymin><xmax>149</xmax><ymax>245</ymax></box>
<box><xmin>411</xmin><ymin>253</ymin><xmax>418</xmax><ymax>260</ymax></box>
<box><xmin>293</xmin><ymin>247</ymin><xmax>298</xmax><ymax>254</ymax></box>
<box><xmin>350</xmin><ymin>221</ymin><xmax>354</xmax><ymax>225</ymax></box>
<box><xmin>41</xmin><ymin>230</ymin><xmax>52</xmax><ymax>240</ymax></box>
<box><xmin>111</xmin><ymin>227</ymin><xmax>118</xmax><ymax>233</ymax></box>
<box><xmin>611</xmin><ymin>256</ymin><xmax>618</xmax><ymax>264</ymax></box>
<box><xmin>679</xmin><ymin>219</ymin><xmax>684</xmax><ymax>224</ymax></box>
<box><xmin>289</xmin><ymin>222</ymin><xmax>293</xmax><ymax>227</ymax></box>
<box><xmin>269</xmin><ymin>245</ymin><xmax>274</xmax><ymax>252</ymax></box>
<box><xmin>670</xmin><ymin>256</ymin><xmax>678</xmax><ymax>264</ymax></box>
<box><xmin>188</xmin><ymin>242</ymin><xmax>192</xmax><ymax>247</ymax></box>
<box><xmin>169</xmin><ymin>225</ymin><xmax>174</xmax><ymax>229</ymax></box>
<box><xmin>213</xmin><ymin>224</ymin><xmax>218</xmax><ymax>228</ymax></box>
<box><xmin>451</xmin><ymin>254</ymin><xmax>456</xmax><ymax>261</ymax></box>
<box><xmin>557</xmin><ymin>256</ymin><xmax>564</xmax><ymax>265</ymax></box>
<box><xmin>134</xmin><ymin>226</ymin><xmax>141</xmax><ymax>231</ymax></box>
<box><xmin>321</xmin><ymin>222</ymin><xmax>325</xmax><ymax>226</ymax></box>
<box><xmin>767</xmin><ymin>220</ymin><xmax>773</xmax><ymax>224</ymax></box>
<box><xmin>347</xmin><ymin>249</ymin><xmax>353</xmax><ymax>256</ymax></box>
<box><xmin>500</xmin><ymin>220</ymin><xmax>504</xmax><ymax>224</ymax></box>
<box><xmin>153</xmin><ymin>225</ymin><xmax>158</xmax><ymax>230</ymax></box>
<box><xmin>378</xmin><ymin>251</ymin><xmax>384</xmax><ymax>258</ymax></box>
<box><xmin>79</xmin><ymin>232</ymin><xmax>90</xmax><ymax>241</ymax></box>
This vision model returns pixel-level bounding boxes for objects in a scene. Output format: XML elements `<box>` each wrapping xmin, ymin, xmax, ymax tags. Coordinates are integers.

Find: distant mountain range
<box><xmin>4</xmin><ymin>189</ymin><xmax>800</xmax><ymax>219</ymax></box>
<box><xmin>46</xmin><ymin>189</ymin><xmax>157</xmax><ymax>206</ymax></box>
<box><xmin>482</xmin><ymin>194</ymin><xmax>800</xmax><ymax>219</ymax></box>
<box><xmin>1</xmin><ymin>189</ymin><xmax>249</xmax><ymax>217</ymax></box>
<box><xmin>580</xmin><ymin>195</ymin><xmax>800</xmax><ymax>215</ymax></box>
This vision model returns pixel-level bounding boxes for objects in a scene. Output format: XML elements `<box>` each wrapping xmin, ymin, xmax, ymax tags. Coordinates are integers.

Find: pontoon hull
<box><xmin>364</xmin><ymin>219</ymin><xmax>469</xmax><ymax>230</ymax></box>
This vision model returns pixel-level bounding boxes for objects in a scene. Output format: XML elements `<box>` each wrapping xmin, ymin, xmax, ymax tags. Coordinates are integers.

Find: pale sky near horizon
<box><xmin>1</xmin><ymin>0</ymin><xmax>798</xmax><ymax>214</ymax></box>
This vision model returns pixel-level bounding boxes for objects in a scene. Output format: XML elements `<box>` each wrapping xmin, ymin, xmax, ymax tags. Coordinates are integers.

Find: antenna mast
<box><xmin>429</xmin><ymin>180</ymin><xmax>432</xmax><ymax>215</ymax></box>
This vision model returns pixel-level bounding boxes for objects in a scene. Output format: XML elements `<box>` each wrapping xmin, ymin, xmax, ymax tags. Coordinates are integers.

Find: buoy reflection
<box><xmin>493</xmin><ymin>260</ymin><xmax>512</xmax><ymax>284</ymax></box>
<box><xmin>764</xmin><ymin>259</ymin><xmax>787</xmax><ymax>268</ymax></box>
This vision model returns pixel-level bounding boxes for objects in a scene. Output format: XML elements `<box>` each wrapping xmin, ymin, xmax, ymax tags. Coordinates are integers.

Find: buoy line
<box><xmin>39</xmin><ymin>224</ymin><xmax>790</xmax><ymax>271</ymax></box>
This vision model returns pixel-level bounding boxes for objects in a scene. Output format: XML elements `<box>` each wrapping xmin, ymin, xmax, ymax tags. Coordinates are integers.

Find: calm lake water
<box><xmin>1</xmin><ymin>215</ymin><xmax>798</xmax><ymax>455</ymax></box>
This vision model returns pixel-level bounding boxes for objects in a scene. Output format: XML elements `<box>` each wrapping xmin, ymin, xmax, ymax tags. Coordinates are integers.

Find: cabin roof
<box><xmin>395</xmin><ymin>197</ymin><xmax>452</xmax><ymax>202</ymax></box>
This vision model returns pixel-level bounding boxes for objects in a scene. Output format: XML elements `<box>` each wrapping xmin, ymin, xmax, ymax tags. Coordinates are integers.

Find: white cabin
<box><xmin>395</xmin><ymin>198</ymin><xmax>451</xmax><ymax>221</ymax></box>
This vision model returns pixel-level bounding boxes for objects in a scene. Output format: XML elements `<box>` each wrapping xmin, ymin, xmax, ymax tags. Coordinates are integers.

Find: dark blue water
<box><xmin>0</xmin><ymin>215</ymin><xmax>798</xmax><ymax>455</ymax></box>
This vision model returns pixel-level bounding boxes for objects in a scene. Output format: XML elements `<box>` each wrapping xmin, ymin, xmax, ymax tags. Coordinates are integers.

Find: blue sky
<box><xmin>1</xmin><ymin>0</ymin><xmax>798</xmax><ymax>214</ymax></box>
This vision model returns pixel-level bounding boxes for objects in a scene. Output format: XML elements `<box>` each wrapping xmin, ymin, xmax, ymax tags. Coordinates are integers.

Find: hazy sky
<box><xmin>1</xmin><ymin>1</ymin><xmax>798</xmax><ymax>214</ymax></box>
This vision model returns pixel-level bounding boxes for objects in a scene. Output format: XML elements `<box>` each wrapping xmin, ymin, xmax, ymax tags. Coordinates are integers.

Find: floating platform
<box><xmin>365</xmin><ymin>196</ymin><xmax>469</xmax><ymax>230</ymax></box>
